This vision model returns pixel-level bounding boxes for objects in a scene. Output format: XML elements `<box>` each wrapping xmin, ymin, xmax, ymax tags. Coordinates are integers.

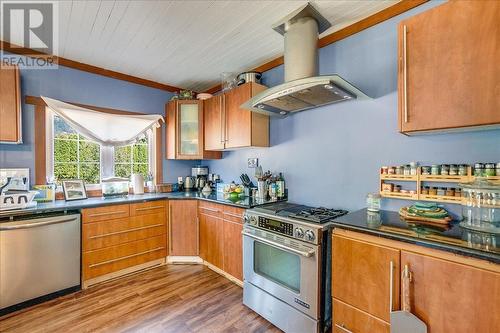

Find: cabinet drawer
<box><xmin>222</xmin><ymin>206</ymin><xmax>245</xmax><ymax>224</ymax></box>
<box><xmin>82</xmin><ymin>204</ymin><xmax>130</xmax><ymax>223</ymax></box>
<box><xmin>333</xmin><ymin>299</ymin><xmax>390</xmax><ymax>333</ymax></box>
<box><xmin>83</xmin><ymin>213</ymin><xmax>166</xmax><ymax>251</ymax></box>
<box><xmin>130</xmin><ymin>200</ymin><xmax>166</xmax><ymax>216</ymax></box>
<box><xmin>199</xmin><ymin>202</ymin><xmax>223</xmax><ymax>218</ymax></box>
<box><xmin>83</xmin><ymin>235</ymin><xmax>166</xmax><ymax>280</ymax></box>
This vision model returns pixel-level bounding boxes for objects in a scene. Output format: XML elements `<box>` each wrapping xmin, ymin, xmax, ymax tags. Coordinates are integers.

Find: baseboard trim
<box><xmin>204</xmin><ymin>261</ymin><xmax>243</xmax><ymax>287</ymax></box>
<box><xmin>82</xmin><ymin>258</ymin><xmax>166</xmax><ymax>289</ymax></box>
<box><xmin>167</xmin><ymin>256</ymin><xmax>203</xmax><ymax>264</ymax></box>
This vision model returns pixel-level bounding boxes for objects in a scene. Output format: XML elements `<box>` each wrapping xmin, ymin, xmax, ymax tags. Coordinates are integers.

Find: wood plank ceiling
<box><xmin>2</xmin><ymin>0</ymin><xmax>399</xmax><ymax>92</ymax></box>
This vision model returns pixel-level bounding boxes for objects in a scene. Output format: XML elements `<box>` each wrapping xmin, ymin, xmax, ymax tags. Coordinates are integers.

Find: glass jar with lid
<box><xmin>366</xmin><ymin>193</ymin><xmax>381</xmax><ymax>212</ymax></box>
<box><xmin>460</xmin><ymin>178</ymin><xmax>500</xmax><ymax>233</ymax></box>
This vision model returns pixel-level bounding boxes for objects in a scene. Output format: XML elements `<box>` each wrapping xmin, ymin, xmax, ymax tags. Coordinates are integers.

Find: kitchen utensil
<box><xmin>257</xmin><ymin>180</ymin><xmax>268</xmax><ymax>199</ymax></box>
<box><xmin>255</xmin><ymin>166</ymin><xmax>263</xmax><ymax>180</ymax></box>
<box><xmin>131</xmin><ymin>173</ymin><xmax>145</xmax><ymax>194</ymax></box>
<box><xmin>236</xmin><ymin>71</ymin><xmax>262</xmax><ymax>86</ymax></box>
<box><xmin>240</xmin><ymin>174</ymin><xmax>254</xmax><ymax>188</ymax></box>
<box><xmin>391</xmin><ymin>265</ymin><xmax>427</xmax><ymax>333</ymax></box>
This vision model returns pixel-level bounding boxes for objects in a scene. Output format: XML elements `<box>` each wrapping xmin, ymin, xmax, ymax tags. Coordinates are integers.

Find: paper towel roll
<box><xmin>131</xmin><ymin>174</ymin><xmax>145</xmax><ymax>194</ymax></box>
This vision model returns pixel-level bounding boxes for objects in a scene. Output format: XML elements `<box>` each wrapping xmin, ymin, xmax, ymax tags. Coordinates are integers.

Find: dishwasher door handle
<box><xmin>0</xmin><ymin>216</ymin><xmax>79</xmax><ymax>230</ymax></box>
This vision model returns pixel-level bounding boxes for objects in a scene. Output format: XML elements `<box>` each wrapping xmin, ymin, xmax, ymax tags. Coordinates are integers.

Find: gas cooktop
<box><xmin>254</xmin><ymin>202</ymin><xmax>348</xmax><ymax>224</ymax></box>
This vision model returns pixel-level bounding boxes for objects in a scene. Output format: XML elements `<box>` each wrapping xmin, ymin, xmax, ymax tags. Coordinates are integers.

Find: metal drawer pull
<box><xmin>88</xmin><ymin>223</ymin><xmax>164</xmax><ymax>239</ymax></box>
<box><xmin>224</xmin><ymin>212</ymin><xmax>243</xmax><ymax>219</ymax></box>
<box><xmin>0</xmin><ymin>217</ymin><xmax>78</xmax><ymax>230</ymax></box>
<box><xmin>168</xmin><ymin>206</ymin><xmax>173</xmax><ymax>253</ymax></box>
<box><xmin>89</xmin><ymin>210</ymin><xmax>127</xmax><ymax>217</ymax></box>
<box><xmin>200</xmin><ymin>207</ymin><xmax>220</xmax><ymax>213</ymax></box>
<box><xmin>88</xmin><ymin>247</ymin><xmax>165</xmax><ymax>268</ymax></box>
<box><xmin>389</xmin><ymin>260</ymin><xmax>394</xmax><ymax>313</ymax></box>
<box><xmin>403</xmin><ymin>24</ymin><xmax>408</xmax><ymax>123</ymax></box>
<box><xmin>335</xmin><ymin>323</ymin><xmax>353</xmax><ymax>333</ymax></box>
<box><xmin>242</xmin><ymin>230</ymin><xmax>315</xmax><ymax>258</ymax></box>
<box><xmin>135</xmin><ymin>206</ymin><xmax>164</xmax><ymax>212</ymax></box>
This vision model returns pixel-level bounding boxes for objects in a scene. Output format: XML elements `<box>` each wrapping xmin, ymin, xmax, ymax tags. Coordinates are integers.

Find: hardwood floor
<box><xmin>0</xmin><ymin>265</ymin><xmax>281</xmax><ymax>333</ymax></box>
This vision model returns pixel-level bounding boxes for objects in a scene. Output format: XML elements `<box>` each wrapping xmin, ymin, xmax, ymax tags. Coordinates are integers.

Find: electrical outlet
<box><xmin>248</xmin><ymin>158</ymin><xmax>258</xmax><ymax>168</ymax></box>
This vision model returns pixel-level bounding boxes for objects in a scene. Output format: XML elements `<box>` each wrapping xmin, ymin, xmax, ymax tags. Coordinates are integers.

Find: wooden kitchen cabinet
<box><xmin>204</xmin><ymin>82</ymin><xmax>269</xmax><ymax>150</ymax></box>
<box><xmin>222</xmin><ymin>206</ymin><xmax>245</xmax><ymax>281</ymax></box>
<box><xmin>0</xmin><ymin>64</ymin><xmax>22</xmax><ymax>143</ymax></box>
<box><xmin>332</xmin><ymin>234</ymin><xmax>400</xmax><ymax>323</ymax></box>
<box><xmin>199</xmin><ymin>203</ymin><xmax>224</xmax><ymax>269</ymax></box>
<box><xmin>398</xmin><ymin>1</ymin><xmax>500</xmax><ymax>134</ymax></box>
<box><xmin>332</xmin><ymin>299</ymin><xmax>390</xmax><ymax>333</ymax></box>
<box><xmin>169</xmin><ymin>200</ymin><xmax>199</xmax><ymax>256</ymax></box>
<box><xmin>400</xmin><ymin>251</ymin><xmax>500</xmax><ymax>333</ymax></box>
<box><xmin>165</xmin><ymin>99</ymin><xmax>221</xmax><ymax>160</ymax></box>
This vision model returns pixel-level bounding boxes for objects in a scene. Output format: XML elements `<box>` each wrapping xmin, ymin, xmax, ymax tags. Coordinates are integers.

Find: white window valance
<box><xmin>41</xmin><ymin>96</ymin><xmax>163</xmax><ymax>147</ymax></box>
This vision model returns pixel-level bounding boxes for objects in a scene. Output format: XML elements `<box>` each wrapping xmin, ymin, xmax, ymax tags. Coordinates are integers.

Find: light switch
<box><xmin>248</xmin><ymin>158</ymin><xmax>258</xmax><ymax>168</ymax></box>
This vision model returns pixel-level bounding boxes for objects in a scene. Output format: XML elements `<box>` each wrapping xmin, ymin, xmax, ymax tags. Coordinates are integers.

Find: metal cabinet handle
<box><xmin>242</xmin><ymin>230</ymin><xmax>315</xmax><ymax>258</ymax></box>
<box><xmin>168</xmin><ymin>204</ymin><xmax>173</xmax><ymax>253</ymax></box>
<box><xmin>199</xmin><ymin>207</ymin><xmax>220</xmax><ymax>213</ymax></box>
<box><xmin>135</xmin><ymin>205</ymin><xmax>164</xmax><ymax>212</ymax></box>
<box><xmin>223</xmin><ymin>94</ymin><xmax>228</xmax><ymax>143</ymax></box>
<box><xmin>403</xmin><ymin>25</ymin><xmax>408</xmax><ymax>123</ymax></box>
<box><xmin>88</xmin><ymin>247</ymin><xmax>165</xmax><ymax>268</ymax></box>
<box><xmin>88</xmin><ymin>223</ymin><xmax>164</xmax><ymax>239</ymax></box>
<box><xmin>389</xmin><ymin>260</ymin><xmax>394</xmax><ymax>313</ymax></box>
<box><xmin>335</xmin><ymin>323</ymin><xmax>353</xmax><ymax>333</ymax></box>
<box><xmin>220</xmin><ymin>95</ymin><xmax>225</xmax><ymax>144</ymax></box>
<box><xmin>89</xmin><ymin>210</ymin><xmax>127</xmax><ymax>217</ymax></box>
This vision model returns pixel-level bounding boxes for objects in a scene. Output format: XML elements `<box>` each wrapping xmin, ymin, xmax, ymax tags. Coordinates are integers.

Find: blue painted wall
<box><xmin>204</xmin><ymin>1</ymin><xmax>500</xmax><ymax>214</ymax></box>
<box><xmin>0</xmin><ymin>53</ymin><xmax>195</xmax><ymax>183</ymax></box>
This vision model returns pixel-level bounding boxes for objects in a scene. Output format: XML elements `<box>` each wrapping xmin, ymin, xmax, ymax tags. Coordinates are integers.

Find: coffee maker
<box><xmin>191</xmin><ymin>166</ymin><xmax>209</xmax><ymax>190</ymax></box>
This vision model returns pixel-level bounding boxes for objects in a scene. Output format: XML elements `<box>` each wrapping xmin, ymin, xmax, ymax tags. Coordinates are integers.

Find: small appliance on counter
<box><xmin>184</xmin><ymin>176</ymin><xmax>195</xmax><ymax>191</ymax></box>
<box><xmin>0</xmin><ymin>191</ymin><xmax>38</xmax><ymax>211</ymax></box>
<box><xmin>460</xmin><ymin>177</ymin><xmax>500</xmax><ymax>234</ymax></box>
<box><xmin>192</xmin><ymin>165</ymin><xmax>209</xmax><ymax>191</ymax></box>
<box><xmin>101</xmin><ymin>177</ymin><xmax>129</xmax><ymax>197</ymax></box>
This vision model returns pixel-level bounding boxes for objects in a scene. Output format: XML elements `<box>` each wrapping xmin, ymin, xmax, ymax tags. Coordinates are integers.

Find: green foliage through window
<box><xmin>114</xmin><ymin>136</ymin><xmax>149</xmax><ymax>179</ymax></box>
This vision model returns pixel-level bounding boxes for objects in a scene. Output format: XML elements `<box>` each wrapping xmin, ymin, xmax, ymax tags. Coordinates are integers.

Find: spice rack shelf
<box><xmin>379</xmin><ymin>166</ymin><xmax>473</xmax><ymax>205</ymax></box>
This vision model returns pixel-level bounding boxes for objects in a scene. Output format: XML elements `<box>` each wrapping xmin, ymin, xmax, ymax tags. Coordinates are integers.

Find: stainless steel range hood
<box><xmin>242</xmin><ymin>3</ymin><xmax>370</xmax><ymax>117</ymax></box>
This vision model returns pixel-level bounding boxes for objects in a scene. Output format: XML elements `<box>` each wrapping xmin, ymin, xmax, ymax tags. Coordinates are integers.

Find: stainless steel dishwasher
<box><xmin>0</xmin><ymin>212</ymin><xmax>81</xmax><ymax>313</ymax></box>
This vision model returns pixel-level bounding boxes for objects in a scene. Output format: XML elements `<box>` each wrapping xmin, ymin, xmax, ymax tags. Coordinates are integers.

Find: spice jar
<box><xmin>395</xmin><ymin>166</ymin><xmax>403</xmax><ymax>175</ymax></box>
<box><xmin>388</xmin><ymin>167</ymin><xmax>396</xmax><ymax>175</ymax></box>
<box><xmin>485</xmin><ymin>163</ymin><xmax>496</xmax><ymax>177</ymax></box>
<box><xmin>474</xmin><ymin>163</ymin><xmax>484</xmax><ymax>177</ymax></box>
<box><xmin>449</xmin><ymin>164</ymin><xmax>458</xmax><ymax>176</ymax></box>
<box><xmin>458</xmin><ymin>164</ymin><xmax>468</xmax><ymax>176</ymax></box>
<box><xmin>445</xmin><ymin>188</ymin><xmax>455</xmax><ymax>196</ymax></box>
<box><xmin>404</xmin><ymin>165</ymin><xmax>411</xmax><ymax>175</ymax></box>
<box><xmin>496</xmin><ymin>162</ymin><xmax>500</xmax><ymax>177</ymax></box>
<box><xmin>381</xmin><ymin>166</ymin><xmax>389</xmax><ymax>174</ymax></box>
<box><xmin>429</xmin><ymin>187</ymin><xmax>438</xmax><ymax>195</ymax></box>
<box><xmin>421</xmin><ymin>166</ymin><xmax>431</xmax><ymax>175</ymax></box>
<box><xmin>421</xmin><ymin>186</ymin><xmax>429</xmax><ymax>195</ymax></box>
<box><xmin>382</xmin><ymin>183</ymin><xmax>393</xmax><ymax>192</ymax></box>
<box><xmin>410</xmin><ymin>162</ymin><xmax>418</xmax><ymax>175</ymax></box>
<box><xmin>437</xmin><ymin>187</ymin><xmax>446</xmax><ymax>196</ymax></box>
<box><xmin>455</xmin><ymin>188</ymin><xmax>462</xmax><ymax>197</ymax></box>
<box><xmin>441</xmin><ymin>164</ymin><xmax>450</xmax><ymax>175</ymax></box>
<box><xmin>394</xmin><ymin>185</ymin><xmax>402</xmax><ymax>193</ymax></box>
<box><xmin>431</xmin><ymin>165</ymin><xmax>440</xmax><ymax>175</ymax></box>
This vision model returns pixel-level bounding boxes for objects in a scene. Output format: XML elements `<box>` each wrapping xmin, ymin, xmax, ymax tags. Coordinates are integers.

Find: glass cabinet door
<box><xmin>178</xmin><ymin>102</ymin><xmax>200</xmax><ymax>156</ymax></box>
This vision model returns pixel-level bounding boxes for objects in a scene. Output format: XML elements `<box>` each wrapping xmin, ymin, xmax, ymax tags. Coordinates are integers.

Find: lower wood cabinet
<box><xmin>81</xmin><ymin>201</ymin><xmax>167</xmax><ymax>285</ymax></box>
<box><xmin>332</xmin><ymin>299</ymin><xmax>390</xmax><ymax>333</ymax></box>
<box><xmin>198</xmin><ymin>202</ymin><xmax>245</xmax><ymax>281</ymax></box>
<box><xmin>169</xmin><ymin>200</ymin><xmax>199</xmax><ymax>256</ymax></box>
<box><xmin>332</xmin><ymin>229</ymin><xmax>500</xmax><ymax>333</ymax></box>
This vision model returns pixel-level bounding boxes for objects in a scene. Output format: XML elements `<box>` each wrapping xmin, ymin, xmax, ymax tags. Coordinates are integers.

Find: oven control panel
<box><xmin>258</xmin><ymin>217</ymin><xmax>293</xmax><ymax>236</ymax></box>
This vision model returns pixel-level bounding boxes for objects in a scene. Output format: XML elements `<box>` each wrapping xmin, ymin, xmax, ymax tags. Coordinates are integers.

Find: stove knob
<box><xmin>305</xmin><ymin>230</ymin><xmax>315</xmax><ymax>241</ymax></box>
<box><xmin>243</xmin><ymin>215</ymin><xmax>249</xmax><ymax>224</ymax></box>
<box><xmin>249</xmin><ymin>216</ymin><xmax>258</xmax><ymax>225</ymax></box>
<box><xmin>295</xmin><ymin>228</ymin><xmax>304</xmax><ymax>238</ymax></box>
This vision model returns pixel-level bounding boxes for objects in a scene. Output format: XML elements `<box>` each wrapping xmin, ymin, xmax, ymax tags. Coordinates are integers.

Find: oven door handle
<box><xmin>242</xmin><ymin>230</ymin><xmax>315</xmax><ymax>258</ymax></box>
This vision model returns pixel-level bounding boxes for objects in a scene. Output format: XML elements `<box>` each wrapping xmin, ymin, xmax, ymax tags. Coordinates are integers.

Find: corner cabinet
<box><xmin>204</xmin><ymin>82</ymin><xmax>269</xmax><ymax>150</ymax></box>
<box><xmin>398</xmin><ymin>1</ymin><xmax>500</xmax><ymax>134</ymax></box>
<box><xmin>0</xmin><ymin>64</ymin><xmax>22</xmax><ymax>143</ymax></box>
<box><xmin>165</xmin><ymin>99</ymin><xmax>221</xmax><ymax>160</ymax></box>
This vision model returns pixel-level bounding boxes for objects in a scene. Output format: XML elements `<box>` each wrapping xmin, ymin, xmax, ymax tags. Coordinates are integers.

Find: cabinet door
<box><xmin>401</xmin><ymin>251</ymin><xmax>500</xmax><ymax>333</ymax></box>
<box><xmin>169</xmin><ymin>200</ymin><xmax>199</xmax><ymax>256</ymax></box>
<box><xmin>332</xmin><ymin>235</ymin><xmax>400</xmax><ymax>323</ymax></box>
<box><xmin>399</xmin><ymin>1</ymin><xmax>500</xmax><ymax>133</ymax></box>
<box><xmin>204</xmin><ymin>95</ymin><xmax>225</xmax><ymax>150</ymax></box>
<box><xmin>177</xmin><ymin>100</ymin><xmax>202</xmax><ymax>159</ymax></box>
<box><xmin>333</xmin><ymin>299</ymin><xmax>390</xmax><ymax>333</ymax></box>
<box><xmin>165</xmin><ymin>100</ymin><xmax>177</xmax><ymax>159</ymax></box>
<box><xmin>223</xmin><ymin>219</ymin><xmax>243</xmax><ymax>281</ymax></box>
<box><xmin>225</xmin><ymin>83</ymin><xmax>252</xmax><ymax>148</ymax></box>
<box><xmin>0</xmin><ymin>64</ymin><xmax>21</xmax><ymax>143</ymax></box>
<box><xmin>199</xmin><ymin>212</ymin><xmax>223</xmax><ymax>269</ymax></box>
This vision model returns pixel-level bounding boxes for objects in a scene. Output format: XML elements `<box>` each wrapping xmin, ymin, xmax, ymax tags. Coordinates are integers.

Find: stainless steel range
<box><xmin>242</xmin><ymin>202</ymin><xmax>347</xmax><ymax>333</ymax></box>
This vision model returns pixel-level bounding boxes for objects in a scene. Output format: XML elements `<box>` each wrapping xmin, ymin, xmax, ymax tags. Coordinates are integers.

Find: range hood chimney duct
<box><xmin>242</xmin><ymin>3</ymin><xmax>370</xmax><ymax>117</ymax></box>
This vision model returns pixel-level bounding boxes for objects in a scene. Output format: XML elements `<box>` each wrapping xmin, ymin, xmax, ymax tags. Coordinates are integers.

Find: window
<box><xmin>47</xmin><ymin>110</ymin><xmax>155</xmax><ymax>187</ymax></box>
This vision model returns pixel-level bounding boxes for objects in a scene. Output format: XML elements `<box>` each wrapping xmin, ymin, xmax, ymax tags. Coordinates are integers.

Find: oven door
<box><xmin>243</xmin><ymin>226</ymin><xmax>320</xmax><ymax>319</ymax></box>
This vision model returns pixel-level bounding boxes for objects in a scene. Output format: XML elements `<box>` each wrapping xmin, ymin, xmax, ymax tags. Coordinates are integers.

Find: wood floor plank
<box><xmin>0</xmin><ymin>265</ymin><xmax>281</xmax><ymax>333</ymax></box>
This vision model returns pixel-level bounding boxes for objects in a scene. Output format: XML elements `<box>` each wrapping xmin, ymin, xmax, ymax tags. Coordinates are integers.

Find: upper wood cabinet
<box><xmin>401</xmin><ymin>251</ymin><xmax>500</xmax><ymax>333</ymax></box>
<box><xmin>204</xmin><ymin>82</ymin><xmax>269</xmax><ymax>150</ymax></box>
<box><xmin>398</xmin><ymin>1</ymin><xmax>500</xmax><ymax>134</ymax></box>
<box><xmin>165</xmin><ymin>99</ymin><xmax>221</xmax><ymax>160</ymax></box>
<box><xmin>0</xmin><ymin>64</ymin><xmax>22</xmax><ymax>143</ymax></box>
<box><xmin>168</xmin><ymin>200</ymin><xmax>199</xmax><ymax>256</ymax></box>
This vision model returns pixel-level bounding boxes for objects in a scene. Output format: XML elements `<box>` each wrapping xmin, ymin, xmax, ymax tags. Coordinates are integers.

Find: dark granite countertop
<box><xmin>331</xmin><ymin>209</ymin><xmax>500</xmax><ymax>264</ymax></box>
<box><xmin>0</xmin><ymin>191</ymin><xmax>284</xmax><ymax>219</ymax></box>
